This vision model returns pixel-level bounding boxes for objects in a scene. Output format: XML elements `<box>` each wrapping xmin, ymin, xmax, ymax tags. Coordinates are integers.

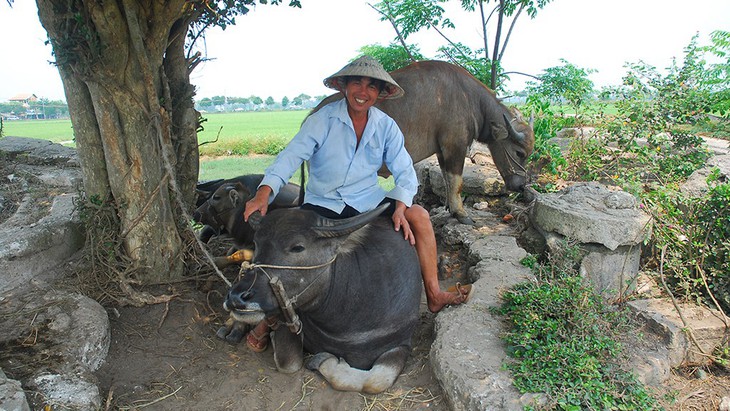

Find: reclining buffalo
<box><xmin>223</xmin><ymin>204</ymin><xmax>421</xmax><ymax>394</ymax></box>
<box><xmin>313</xmin><ymin>60</ymin><xmax>535</xmax><ymax>224</ymax></box>
<box><xmin>193</xmin><ymin>174</ymin><xmax>300</xmax><ymax>255</ymax></box>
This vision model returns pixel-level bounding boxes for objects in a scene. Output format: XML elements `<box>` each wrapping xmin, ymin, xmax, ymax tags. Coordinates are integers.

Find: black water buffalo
<box><xmin>313</xmin><ymin>60</ymin><xmax>535</xmax><ymax>224</ymax></box>
<box><xmin>193</xmin><ymin>174</ymin><xmax>301</xmax><ymax>249</ymax></box>
<box><xmin>224</xmin><ymin>204</ymin><xmax>421</xmax><ymax>393</ymax></box>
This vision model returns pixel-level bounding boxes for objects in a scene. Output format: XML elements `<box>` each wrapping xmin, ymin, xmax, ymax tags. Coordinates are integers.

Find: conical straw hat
<box><xmin>323</xmin><ymin>56</ymin><xmax>404</xmax><ymax>99</ymax></box>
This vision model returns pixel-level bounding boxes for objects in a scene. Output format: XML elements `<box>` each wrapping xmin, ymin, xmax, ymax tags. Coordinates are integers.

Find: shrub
<box><xmin>499</xmin><ymin>241</ymin><xmax>660</xmax><ymax>410</ymax></box>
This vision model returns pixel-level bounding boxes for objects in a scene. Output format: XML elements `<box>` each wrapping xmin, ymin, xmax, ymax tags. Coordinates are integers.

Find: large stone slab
<box><xmin>531</xmin><ymin>182</ymin><xmax>651</xmax><ymax>251</ymax></box>
<box><xmin>628</xmin><ymin>298</ymin><xmax>728</xmax><ymax>367</ymax></box>
<box><xmin>430</xmin><ymin>233</ymin><xmax>539</xmax><ymax>410</ymax></box>
<box><xmin>0</xmin><ymin>193</ymin><xmax>84</xmax><ymax>295</ymax></box>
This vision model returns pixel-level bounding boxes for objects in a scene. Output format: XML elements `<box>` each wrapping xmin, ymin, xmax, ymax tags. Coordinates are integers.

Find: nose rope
<box><xmin>504</xmin><ymin>147</ymin><xmax>527</xmax><ymax>175</ymax></box>
<box><xmin>206</xmin><ymin>199</ymin><xmax>235</xmax><ymax>231</ymax></box>
<box><xmin>235</xmin><ymin>256</ymin><xmax>337</xmax><ymax>334</ymax></box>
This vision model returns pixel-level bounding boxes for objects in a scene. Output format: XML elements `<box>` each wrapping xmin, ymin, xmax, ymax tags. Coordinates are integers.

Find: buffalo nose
<box><xmin>226</xmin><ymin>288</ymin><xmax>253</xmax><ymax>310</ymax></box>
<box><xmin>505</xmin><ymin>174</ymin><xmax>527</xmax><ymax>192</ymax></box>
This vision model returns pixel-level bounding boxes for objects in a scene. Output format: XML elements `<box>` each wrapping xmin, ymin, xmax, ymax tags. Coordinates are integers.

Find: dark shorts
<box><xmin>300</xmin><ymin>198</ymin><xmax>396</xmax><ymax>220</ymax></box>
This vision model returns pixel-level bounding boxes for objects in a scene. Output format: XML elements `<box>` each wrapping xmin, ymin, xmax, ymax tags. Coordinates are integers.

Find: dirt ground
<box><xmin>94</xmin><ymin>274</ymin><xmax>448</xmax><ymax>411</ymax></box>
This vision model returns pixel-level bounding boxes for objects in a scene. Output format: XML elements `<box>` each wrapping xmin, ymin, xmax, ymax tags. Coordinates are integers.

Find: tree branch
<box><xmin>498</xmin><ymin>2</ymin><xmax>525</xmax><ymax>62</ymax></box>
<box><xmin>368</xmin><ymin>2</ymin><xmax>414</xmax><ymax>61</ymax></box>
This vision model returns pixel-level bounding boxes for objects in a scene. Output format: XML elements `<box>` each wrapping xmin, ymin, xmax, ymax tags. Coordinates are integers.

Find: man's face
<box><xmin>344</xmin><ymin>76</ymin><xmax>381</xmax><ymax>116</ymax></box>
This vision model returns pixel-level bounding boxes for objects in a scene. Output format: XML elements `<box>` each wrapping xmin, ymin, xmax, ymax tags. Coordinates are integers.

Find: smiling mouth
<box><xmin>355</xmin><ymin>97</ymin><xmax>367</xmax><ymax>104</ymax></box>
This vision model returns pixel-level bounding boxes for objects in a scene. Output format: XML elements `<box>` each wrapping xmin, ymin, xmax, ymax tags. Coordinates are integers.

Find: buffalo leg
<box><xmin>442</xmin><ymin>171</ymin><xmax>474</xmax><ymax>225</ymax></box>
<box><xmin>271</xmin><ymin>328</ymin><xmax>304</xmax><ymax>374</ymax></box>
<box><xmin>306</xmin><ymin>346</ymin><xmax>410</xmax><ymax>394</ymax></box>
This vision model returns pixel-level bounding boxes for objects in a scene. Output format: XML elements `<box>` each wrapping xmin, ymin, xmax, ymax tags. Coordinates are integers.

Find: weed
<box><xmin>499</xmin><ymin>241</ymin><xmax>660</xmax><ymax>410</ymax></box>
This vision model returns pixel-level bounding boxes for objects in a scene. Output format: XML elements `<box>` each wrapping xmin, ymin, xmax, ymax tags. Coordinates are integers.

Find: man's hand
<box><xmin>392</xmin><ymin>201</ymin><xmax>415</xmax><ymax>246</ymax></box>
<box><xmin>244</xmin><ymin>186</ymin><xmax>272</xmax><ymax>222</ymax></box>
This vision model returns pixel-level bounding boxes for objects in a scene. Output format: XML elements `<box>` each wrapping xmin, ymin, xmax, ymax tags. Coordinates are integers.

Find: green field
<box><xmin>1</xmin><ymin>119</ymin><xmax>76</xmax><ymax>144</ymax></box>
<box><xmin>1</xmin><ymin>111</ymin><xmax>310</xmax><ymax>179</ymax></box>
<box><xmin>1</xmin><ymin>110</ymin><xmax>308</xmax><ymax>154</ymax></box>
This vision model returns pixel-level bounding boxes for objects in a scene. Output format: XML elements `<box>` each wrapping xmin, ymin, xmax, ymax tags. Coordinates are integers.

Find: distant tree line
<box><xmin>196</xmin><ymin>93</ymin><xmax>329</xmax><ymax>112</ymax></box>
<box><xmin>0</xmin><ymin>99</ymin><xmax>70</xmax><ymax>119</ymax></box>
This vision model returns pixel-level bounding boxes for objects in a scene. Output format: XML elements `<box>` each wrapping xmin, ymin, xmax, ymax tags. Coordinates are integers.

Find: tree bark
<box><xmin>36</xmin><ymin>0</ymin><xmax>199</xmax><ymax>284</ymax></box>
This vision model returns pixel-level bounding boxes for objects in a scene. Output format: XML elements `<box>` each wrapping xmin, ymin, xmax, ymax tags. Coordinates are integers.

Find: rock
<box><xmin>529</xmin><ymin>182</ymin><xmax>652</xmax><ymax>301</ymax></box>
<box><xmin>720</xmin><ymin>396</ymin><xmax>730</xmax><ymax>411</ymax></box>
<box><xmin>531</xmin><ymin>182</ymin><xmax>651</xmax><ymax>251</ymax></box>
<box><xmin>0</xmin><ymin>193</ymin><xmax>85</xmax><ymax>295</ymax></box>
<box><xmin>415</xmin><ymin>154</ymin><xmax>506</xmax><ymax>212</ymax></box>
<box><xmin>40</xmin><ymin>291</ymin><xmax>111</xmax><ymax>372</ymax></box>
<box><xmin>681</xmin><ymin>154</ymin><xmax>730</xmax><ymax>197</ymax></box>
<box><xmin>0</xmin><ymin>136</ymin><xmax>78</xmax><ymax>167</ymax></box>
<box><xmin>430</xmin><ymin>230</ymin><xmax>535</xmax><ymax>410</ymax></box>
<box><xmin>579</xmin><ymin>243</ymin><xmax>641</xmax><ymax>301</ymax></box>
<box><xmin>27</xmin><ymin>370</ymin><xmax>101</xmax><ymax>411</ymax></box>
<box><xmin>0</xmin><ymin>368</ymin><xmax>31</xmax><ymax>411</ymax></box>
<box><xmin>628</xmin><ymin>298</ymin><xmax>728</xmax><ymax>367</ymax></box>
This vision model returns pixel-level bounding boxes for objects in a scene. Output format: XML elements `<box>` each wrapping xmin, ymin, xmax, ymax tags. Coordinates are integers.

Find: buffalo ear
<box><xmin>228</xmin><ymin>182</ymin><xmax>250</xmax><ymax>207</ymax></box>
<box><xmin>228</xmin><ymin>187</ymin><xmax>241</xmax><ymax>207</ymax></box>
<box><xmin>248</xmin><ymin>211</ymin><xmax>263</xmax><ymax>231</ymax></box>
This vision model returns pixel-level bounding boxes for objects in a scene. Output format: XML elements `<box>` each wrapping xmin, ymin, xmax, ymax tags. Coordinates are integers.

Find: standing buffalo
<box><xmin>223</xmin><ymin>204</ymin><xmax>421</xmax><ymax>394</ymax></box>
<box><xmin>313</xmin><ymin>60</ymin><xmax>535</xmax><ymax>224</ymax></box>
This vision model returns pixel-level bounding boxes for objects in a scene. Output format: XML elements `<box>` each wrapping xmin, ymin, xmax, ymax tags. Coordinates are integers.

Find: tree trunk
<box><xmin>36</xmin><ymin>0</ymin><xmax>200</xmax><ymax>284</ymax></box>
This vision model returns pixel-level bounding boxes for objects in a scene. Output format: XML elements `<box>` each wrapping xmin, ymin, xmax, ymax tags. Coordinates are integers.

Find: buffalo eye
<box><xmin>290</xmin><ymin>245</ymin><xmax>305</xmax><ymax>253</ymax></box>
<box><xmin>515</xmin><ymin>149</ymin><xmax>527</xmax><ymax>161</ymax></box>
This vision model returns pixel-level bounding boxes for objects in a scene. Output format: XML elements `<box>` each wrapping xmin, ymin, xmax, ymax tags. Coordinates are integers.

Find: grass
<box><xmin>198</xmin><ymin>111</ymin><xmax>308</xmax><ymax>156</ymax></box>
<box><xmin>1</xmin><ymin>110</ymin><xmax>309</xmax><ymax>154</ymax></box>
<box><xmin>1</xmin><ymin>119</ymin><xmax>75</xmax><ymax>144</ymax></box>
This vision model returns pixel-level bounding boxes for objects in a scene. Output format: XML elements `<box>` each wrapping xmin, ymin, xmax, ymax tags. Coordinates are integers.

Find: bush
<box><xmin>499</xmin><ymin>242</ymin><xmax>660</xmax><ymax>410</ymax></box>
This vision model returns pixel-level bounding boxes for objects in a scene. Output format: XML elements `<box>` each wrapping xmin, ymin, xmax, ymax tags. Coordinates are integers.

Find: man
<box><xmin>242</xmin><ymin>56</ymin><xmax>472</xmax><ymax>352</ymax></box>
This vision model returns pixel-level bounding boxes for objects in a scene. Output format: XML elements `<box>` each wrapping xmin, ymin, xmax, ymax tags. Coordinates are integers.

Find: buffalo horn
<box><xmin>313</xmin><ymin>203</ymin><xmax>390</xmax><ymax>238</ymax></box>
<box><xmin>503</xmin><ymin>113</ymin><xmax>526</xmax><ymax>142</ymax></box>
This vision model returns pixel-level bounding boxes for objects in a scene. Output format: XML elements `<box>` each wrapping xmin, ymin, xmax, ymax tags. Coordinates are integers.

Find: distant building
<box><xmin>8</xmin><ymin>93</ymin><xmax>39</xmax><ymax>105</ymax></box>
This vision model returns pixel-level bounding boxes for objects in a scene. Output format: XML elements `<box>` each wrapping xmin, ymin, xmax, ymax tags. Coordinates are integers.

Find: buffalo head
<box><xmin>224</xmin><ymin>204</ymin><xmax>388</xmax><ymax>324</ymax></box>
<box><xmin>485</xmin><ymin>107</ymin><xmax>535</xmax><ymax>191</ymax></box>
<box><xmin>193</xmin><ymin>182</ymin><xmax>251</xmax><ymax>236</ymax></box>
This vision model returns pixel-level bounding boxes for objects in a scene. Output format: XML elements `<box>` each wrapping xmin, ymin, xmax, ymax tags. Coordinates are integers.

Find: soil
<box><xmin>91</xmin><ymin>243</ymin><xmax>452</xmax><ymax>411</ymax></box>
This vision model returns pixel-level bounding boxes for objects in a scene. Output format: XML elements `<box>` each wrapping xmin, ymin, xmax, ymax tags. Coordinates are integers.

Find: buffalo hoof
<box><xmin>216</xmin><ymin>317</ymin><xmax>248</xmax><ymax>344</ymax></box>
<box><xmin>456</xmin><ymin>214</ymin><xmax>475</xmax><ymax>225</ymax></box>
<box><xmin>306</xmin><ymin>352</ymin><xmax>337</xmax><ymax>371</ymax></box>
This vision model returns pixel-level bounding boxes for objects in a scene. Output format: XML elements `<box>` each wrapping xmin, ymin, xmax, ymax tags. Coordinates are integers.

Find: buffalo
<box><xmin>313</xmin><ymin>60</ymin><xmax>535</xmax><ymax>224</ymax></box>
<box><xmin>223</xmin><ymin>204</ymin><xmax>421</xmax><ymax>394</ymax></box>
<box><xmin>193</xmin><ymin>174</ymin><xmax>300</xmax><ymax>251</ymax></box>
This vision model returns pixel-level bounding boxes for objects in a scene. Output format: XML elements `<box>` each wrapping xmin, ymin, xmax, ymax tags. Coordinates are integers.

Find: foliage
<box><xmin>530</xmin><ymin>34</ymin><xmax>728</xmax><ymax>316</ymax></box>
<box><xmin>374</xmin><ymin>0</ymin><xmax>553</xmax><ymax>90</ymax></box>
<box><xmin>523</xmin><ymin>94</ymin><xmax>568</xmax><ymax>180</ymax></box>
<box><xmin>526</xmin><ymin>59</ymin><xmax>595</xmax><ymax>112</ymax></box>
<box><xmin>436</xmin><ymin>42</ymin><xmax>496</xmax><ymax>90</ymax></box>
<box><xmin>645</xmin><ymin>173</ymin><xmax>730</xmax><ymax>314</ymax></box>
<box><xmin>500</xmin><ymin>241</ymin><xmax>660</xmax><ymax>410</ymax></box>
<box><xmin>701</xmin><ymin>30</ymin><xmax>730</xmax><ymax>117</ymax></box>
<box><xmin>358</xmin><ymin>43</ymin><xmax>425</xmax><ymax>72</ymax></box>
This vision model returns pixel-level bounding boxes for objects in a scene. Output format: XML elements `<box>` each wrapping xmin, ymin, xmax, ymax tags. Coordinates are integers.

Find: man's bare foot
<box><xmin>427</xmin><ymin>284</ymin><xmax>473</xmax><ymax>313</ymax></box>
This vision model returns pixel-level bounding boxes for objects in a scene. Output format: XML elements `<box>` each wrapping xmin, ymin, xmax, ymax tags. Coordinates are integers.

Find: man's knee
<box><xmin>405</xmin><ymin>205</ymin><xmax>430</xmax><ymax>225</ymax></box>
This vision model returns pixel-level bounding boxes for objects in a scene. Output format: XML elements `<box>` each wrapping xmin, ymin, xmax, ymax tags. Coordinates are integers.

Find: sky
<box><xmin>1</xmin><ymin>0</ymin><xmax>728</xmax><ymax>103</ymax></box>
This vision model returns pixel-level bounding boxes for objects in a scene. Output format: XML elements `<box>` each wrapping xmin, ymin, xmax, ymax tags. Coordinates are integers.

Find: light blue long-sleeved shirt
<box><xmin>259</xmin><ymin>98</ymin><xmax>419</xmax><ymax>213</ymax></box>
